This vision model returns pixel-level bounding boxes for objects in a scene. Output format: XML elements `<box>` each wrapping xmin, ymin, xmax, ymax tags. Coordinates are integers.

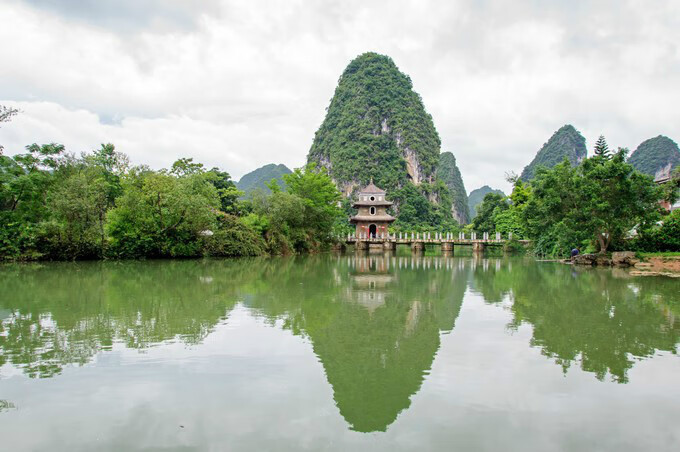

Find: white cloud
<box><xmin>1</xmin><ymin>0</ymin><xmax>679</xmax><ymax>191</ymax></box>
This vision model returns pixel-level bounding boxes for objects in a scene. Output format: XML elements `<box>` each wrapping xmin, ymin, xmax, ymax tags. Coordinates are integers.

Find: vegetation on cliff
<box><xmin>520</xmin><ymin>124</ymin><xmax>587</xmax><ymax>181</ymax></box>
<box><xmin>437</xmin><ymin>152</ymin><xmax>470</xmax><ymax>224</ymax></box>
<box><xmin>627</xmin><ymin>135</ymin><xmax>680</xmax><ymax>176</ymax></box>
<box><xmin>236</xmin><ymin>163</ymin><xmax>291</xmax><ymax>197</ymax></box>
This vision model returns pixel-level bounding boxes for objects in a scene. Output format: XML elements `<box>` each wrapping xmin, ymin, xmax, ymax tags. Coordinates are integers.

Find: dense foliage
<box><xmin>471</xmin><ymin>152</ymin><xmax>665</xmax><ymax>256</ymax></box>
<box><xmin>632</xmin><ymin>209</ymin><xmax>680</xmax><ymax>252</ymax></box>
<box><xmin>468</xmin><ymin>185</ymin><xmax>504</xmax><ymax>219</ymax></box>
<box><xmin>436</xmin><ymin>152</ymin><xmax>470</xmax><ymax>224</ymax></box>
<box><xmin>523</xmin><ymin>151</ymin><xmax>662</xmax><ymax>256</ymax></box>
<box><xmin>627</xmin><ymin>135</ymin><xmax>680</xmax><ymax>176</ymax></box>
<box><xmin>520</xmin><ymin>124</ymin><xmax>587</xmax><ymax>181</ymax></box>
<box><xmin>236</xmin><ymin>163</ymin><xmax>291</xmax><ymax>197</ymax></box>
<box><xmin>308</xmin><ymin>52</ymin><xmax>452</xmax><ymax>226</ymax></box>
<box><xmin>0</xmin><ymin>144</ymin><xmax>342</xmax><ymax>261</ymax></box>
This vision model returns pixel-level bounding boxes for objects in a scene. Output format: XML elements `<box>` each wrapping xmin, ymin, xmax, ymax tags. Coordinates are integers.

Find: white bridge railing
<box><xmin>343</xmin><ymin>231</ymin><xmax>510</xmax><ymax>241</ymax></box>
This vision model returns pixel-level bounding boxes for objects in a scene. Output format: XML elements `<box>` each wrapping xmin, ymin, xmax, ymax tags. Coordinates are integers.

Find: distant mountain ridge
<box><xmin>437</xmin><ymin>152</ymin><xmax>470</xmax><ymax>224</ymax></box>
<box><xmin>520</xmin><ymin>124</ymin><xmax>587</xmax><ymax>181</ymax></box>
<box><xmin>468</xmin><ymin>186</ymin><xmax>505</xmax><ymax>219</ymax></box>
<box><xmin>627</xmin><ymin>135</ymin><xmax>680</xmax><ymax>177</ymax></box>
<box><xmin>237</xmin><ymin>163</ymin><xmax>291</xmax><ymax>196</ymax></box>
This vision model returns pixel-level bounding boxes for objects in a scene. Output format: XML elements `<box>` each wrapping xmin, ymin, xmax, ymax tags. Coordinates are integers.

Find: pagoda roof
<box><xmin>353</xmin><ymin>199</ymin><xmax>393</xmax><ymax>207</ymax></box>
<box><xmin>350</xmin><ymin>214</ymin><xmax>396</xmax><ymax>223</ymax></box>
<box><xmin>359</xmin><ymin>180</ymin><xmax>386</xmax><ymax>195</ymax></box>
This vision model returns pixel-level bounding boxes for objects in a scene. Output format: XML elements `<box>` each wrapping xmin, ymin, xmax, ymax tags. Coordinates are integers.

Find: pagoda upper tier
<box><xmin>352</xmin><ymin>181</ymin><xmax>394</xmax><ymax>208</ymax></box>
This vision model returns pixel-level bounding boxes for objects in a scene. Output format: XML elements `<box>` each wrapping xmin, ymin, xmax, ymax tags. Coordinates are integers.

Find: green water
<box><xmin>0</xmin><ymin>254</ymin><xmax>679</xmax><ymax>451</ymax></box>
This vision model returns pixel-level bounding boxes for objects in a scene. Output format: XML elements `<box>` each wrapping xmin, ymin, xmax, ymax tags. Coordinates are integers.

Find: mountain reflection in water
<box><xmin>0</xmin><ymin>254</ymin><xmax>679</xmax><ymax>434</ymax></box>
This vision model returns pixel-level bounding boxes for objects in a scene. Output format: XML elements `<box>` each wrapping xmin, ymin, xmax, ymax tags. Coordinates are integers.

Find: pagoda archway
<box><xmin>369</xmin><ymin>224</ymin><xmax>377</xmax><ymax>238</ymax></box>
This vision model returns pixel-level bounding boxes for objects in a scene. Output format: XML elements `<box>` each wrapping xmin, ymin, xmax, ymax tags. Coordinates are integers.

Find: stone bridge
<box><xmin>341</xmin><ymin>231</ymin><xmax>524</xmax><ymax>253</ymax></box>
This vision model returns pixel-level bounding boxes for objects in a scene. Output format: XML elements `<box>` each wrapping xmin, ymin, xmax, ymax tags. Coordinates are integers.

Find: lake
<box><xmin>1</xmin><ymin>253</ymin><xmax>679</xmax><ymax>451</ymax></box>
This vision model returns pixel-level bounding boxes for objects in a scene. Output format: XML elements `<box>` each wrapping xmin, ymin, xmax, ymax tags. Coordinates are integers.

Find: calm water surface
<box><xmin>0</xmin><ymin>253</ymin><xmax>679</xmax><ymax>451</ymax></box>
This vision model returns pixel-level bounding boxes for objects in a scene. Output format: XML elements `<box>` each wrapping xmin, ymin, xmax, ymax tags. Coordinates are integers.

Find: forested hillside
<box><xmin>437</xmin><ymin>152</ymin><xmax>470</xmax><ymax>224</ymax></box>
<box><xmin>236</xmin><ymin>163</ymin><xmax>291</xmax><ymax>197</ymax></box>
<box><xmin>520</xmin><ymin>125</ymin><xmax>587</xmax><ymax>181</ymax></box>
<box><xmin>627</xmin><ymin>135</ymin><xmax>680</xmax><ymax>176</ymax></box>
<box><xmin>468</xmin><ymin>186</ymin><xmax>504</xmax><ymax>219</ymax></box>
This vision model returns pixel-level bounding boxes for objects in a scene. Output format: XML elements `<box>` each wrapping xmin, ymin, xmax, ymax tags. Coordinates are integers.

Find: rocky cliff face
<box><xmin>520</xmin><ymin>125</ymin><xmax>587</xmax><ymax>181</ymax></box>
<box><xmin>437</xmin><ymin>152</ymin><xmax>470</xmax><ymax>224</ymax></box>
<box><xmin>307</xmin><ymin>52</ymin><xmax>445</xmax><ymax>224</ymax></box>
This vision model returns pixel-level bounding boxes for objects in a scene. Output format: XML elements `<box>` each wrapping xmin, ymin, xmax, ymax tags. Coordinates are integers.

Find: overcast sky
<box><xmin>1</xmin><ymin>0</ymin><xmax>679</xmax><ymax>192</ymax></box>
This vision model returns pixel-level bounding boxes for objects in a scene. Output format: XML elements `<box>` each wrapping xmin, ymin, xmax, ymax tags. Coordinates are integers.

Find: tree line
<box><xmin>0</xmin><ymin>142</ymin><xmax>343</xmax><ymax>260</ymax></box>
<box><xmin>470</xmin><ymin>139</ymin><xmax>680</xmax><ymax>256</ymax></box>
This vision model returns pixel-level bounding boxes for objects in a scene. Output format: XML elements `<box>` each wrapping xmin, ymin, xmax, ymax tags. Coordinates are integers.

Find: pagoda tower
<box><xmin>350</xmin><ymin>181</ymin><xmax>396</xmax><ymax>238</ymax></box>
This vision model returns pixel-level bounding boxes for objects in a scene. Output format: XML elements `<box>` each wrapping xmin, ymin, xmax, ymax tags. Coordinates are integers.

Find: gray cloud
<box><xmin>1</xmin><ymin>0</ymin><xmax>679</xmax><ymax>191</ymax></box>
<box><xmin>22</xmin><ymin>0</ymin><xmax>220</xmax><ymax>32</ymax></box>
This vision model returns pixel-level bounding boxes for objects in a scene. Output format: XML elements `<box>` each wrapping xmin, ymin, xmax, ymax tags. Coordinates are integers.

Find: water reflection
<box><xmin>235</xmin><ymin>253</ymin><xmax>468</xmax><ymax>432</ymax></box>
<box><xmin>0</xmin><ymin>260</ymin><xmax>244</xmax><ymax>378</ymax></box>
<box><xmin>471</xmin><ymin>262</ymin><xmax>680</xmax><ymax>383</ymax></box>
<box><xmin>0</xmin><ymin>255</ymin><xmax>679</xmax><ymax>434</ymax></box>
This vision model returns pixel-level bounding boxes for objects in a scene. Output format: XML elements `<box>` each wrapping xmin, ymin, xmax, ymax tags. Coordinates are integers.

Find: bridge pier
<box><xmin>411</xmin><ymin>241</ymin><xmax>424</xmax><ymax>253</ymax></box>
<box><xmin>473</xmin><ymin>242</ymin><xmax>485</xmax><ymax>253</ymax></box>
<box><xmin>356</xmin><ymin>241</ymin><xmax>368</xmax><ymax>251</ymax></box>
<box><xmin>383</xmin><ymin>241</ymin><xmax>396</xmax><ymax>251</ymax></box>
<box><xmin>441</xmin><ymin>242</ymin><xmax>453</xmax><ymax>253</ymax></box>
<box><xmin>331</xmin><ymin>242</ymin><xmax>346</xmax><ymax>252</ymax></box>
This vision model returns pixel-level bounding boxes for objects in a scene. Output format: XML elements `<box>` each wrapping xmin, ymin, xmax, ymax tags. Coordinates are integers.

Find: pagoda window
<box><xmin>370</xmin><ymin>196</ymin><xmax>375</xmax><ymax>201</ymax></box>
<box><xmin>370</xmin><ymin>207</ymin><xmax>376</xmax><ymax>215</ymax></box>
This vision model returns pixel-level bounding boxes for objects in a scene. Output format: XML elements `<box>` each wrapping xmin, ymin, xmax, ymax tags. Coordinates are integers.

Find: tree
<box><xmin>0</xmin><ymin>105</ymin><xmax>19</xmax><ymax>154</ymax></box>
<box><xmin>207</xmin><ymin>167</ymin><xmax>243</xmax><ymax>214</ymax></box>
<box><xmin>524</xmin><ymin>153</ymin><xmax>662</xmax><ymax>256</ymax></box>
<box><xmin>282</xmin><ymin>163</ymin><xmax>342</xmax><ymax>242</ymax></box>
<box><xmin>578</xmin><ymin>150</ymin><xmax>660</xmax><ymax>253</ymax></box>
<box><xmin>106</xmin><ymin>168</ymin><xmax>220</xmax><ymax>258</ymax></box>
<box><xmin>472</xmin><ymin>193</ymin><xmax>508</xmax><ymax>233</ymax></box>
<box><xmin>593</xmin><ymin>135</ymin><xmax>611</xmax><ymax>159</ymax></box>
<box><xmin>0</xmin><ymin>143</ymin><xmax>65</xmax><ymax>258</ymax></box>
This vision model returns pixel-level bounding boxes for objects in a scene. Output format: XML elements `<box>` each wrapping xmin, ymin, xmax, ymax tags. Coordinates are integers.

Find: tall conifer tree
<box><xmin>593</xmin><ymin>135</ymin><xmax>610</xmax><ymax>159</ymax></box>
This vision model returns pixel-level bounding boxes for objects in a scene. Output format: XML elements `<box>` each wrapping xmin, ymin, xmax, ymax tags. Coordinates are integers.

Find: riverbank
<box><xmin>630</xmin><ymin>255</ymin><xmax>680</xmax><ymax>278</ymax></box>
<box><xmin>570</xmin><ymin>251</ymin><xmax>680</xmax><ymax>278</ymax></box>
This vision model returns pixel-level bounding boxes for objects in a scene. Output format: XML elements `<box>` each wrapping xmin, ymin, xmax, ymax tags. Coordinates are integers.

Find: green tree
<box><xmin>524</xmin><ymin>153</ymin><xmax>662</xmax><ymax>256</ymax></box>
<box><xmin>472</xmin><ymin>193</ymin><xmax>508</xmax><ymax>233</ymax></box>
<box><xmin>207</xmin><ymin>167</ymin><xmax>243</xmax><ymax>214</ymax></box>
<box><xmin>0</xmin><ymin>105</ymin><xmax>19</xmax><ymax>154</ymax></box>
<box><xmin>593</xmin><ymin>135</ymin><xmax>611</xmax><ymax>159</ymax></box>
<box><xmin>282</xmin><ymin>163</ymin><xmax>343</xmax><ymax>243</ymax></box>
<box><xmin>578</xmin><ymin>150</ymin><xmax>659</xmax><ymax>253</ymax></box>
<box><xmin>106</xmin><ymin>165</ymin><xmax>220</xmax><ymax>258</ymax></box>
<box><xmin>0</xmin><ymin>143</ymin><xmax>65</xmax><ymax>258</ymax></box>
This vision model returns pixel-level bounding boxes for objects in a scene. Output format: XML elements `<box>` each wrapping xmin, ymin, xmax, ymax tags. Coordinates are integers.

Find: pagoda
<box><xmin>350</xmin><ymin>181</ymin><xmax>396</xmax><ymax>238</ymax></box>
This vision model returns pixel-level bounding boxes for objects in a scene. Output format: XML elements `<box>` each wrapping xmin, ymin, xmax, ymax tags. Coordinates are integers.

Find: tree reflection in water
<box><xmin>1</xmin><ymin>255</ymin><xmax>679</xmax><ymax>432</ymax></box>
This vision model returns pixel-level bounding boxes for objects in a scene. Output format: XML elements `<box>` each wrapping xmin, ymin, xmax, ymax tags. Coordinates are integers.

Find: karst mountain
<box><xmin>520</xmin><ymin>124</ymin><xmax>587</xmax><ymax>181</ymax></box>
<box><xmin>307</xmin><ymin>52</ymin><xmax>459</xmax><ymax>225</ymax></box>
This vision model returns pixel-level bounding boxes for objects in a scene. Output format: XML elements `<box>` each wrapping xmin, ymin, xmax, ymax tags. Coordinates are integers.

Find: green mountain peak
<box><xmin>627</xmin><ymin>135</ymin><xmax>680</xmax><ymax>176</ymax></box>
<box><xmin>520</xmin><ymin>124</ymin><xmax>587</xmax><ymax>181</ymax></box>
<box><xmin>236</xmin><ymin>163</ymin><xmax>292</xmax><ymax>197</ymax></box>
<box><xmin>307</xmin><ymin>52</ymin><xmax>455</xmax><ymax>226</ymax></box>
